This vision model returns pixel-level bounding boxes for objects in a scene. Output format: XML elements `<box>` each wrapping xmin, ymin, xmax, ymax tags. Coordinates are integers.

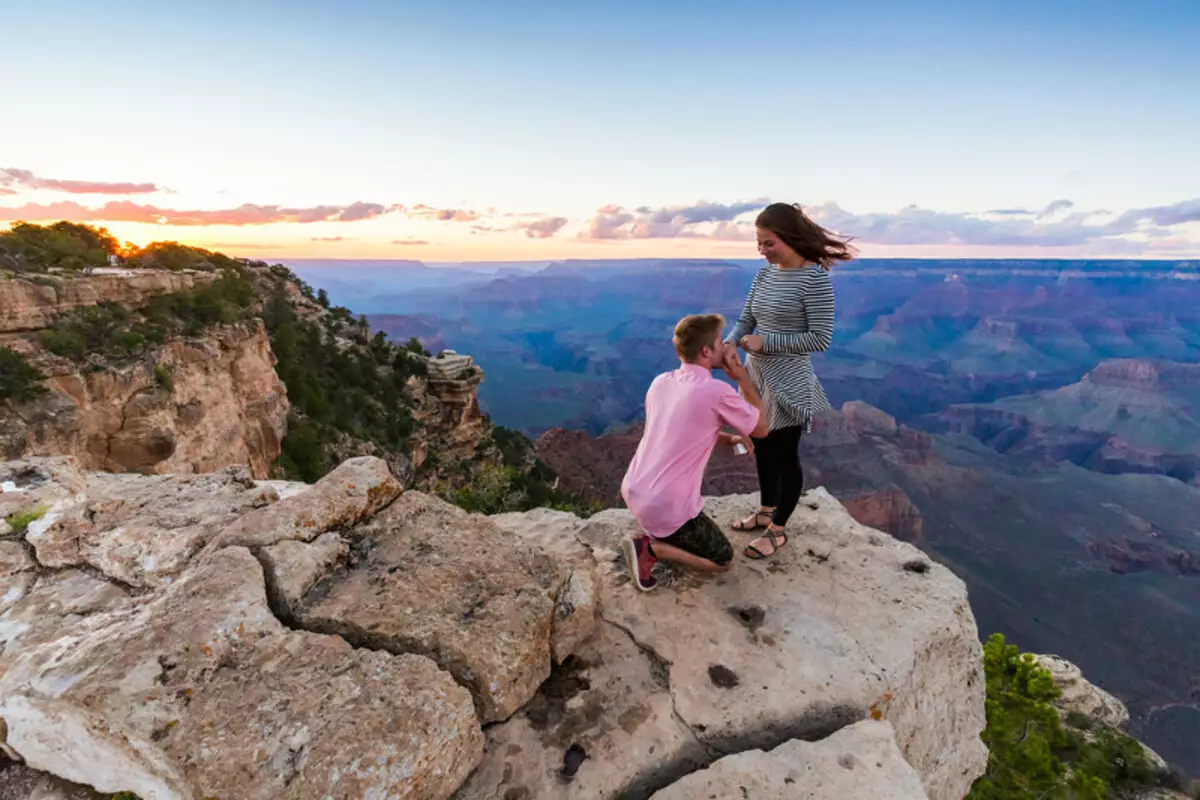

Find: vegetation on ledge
<box><xmin>39</xmin><ymin>270</ymin><xmax>257</xmax><ymax>362</ymax></box>
<box><xmin>0</xmin><ymin>346</ymin><xmax>48</xmax><ymax>402</ymax></box>
<box><xmin>967</xmin><ymin>633</ymin><xmax>1186</xmax><ymax>800</ymax></box>
<box><xmin>2</xmin><ymin>221</ymin><xmax>604</xmax><ymax>518</ymax></box>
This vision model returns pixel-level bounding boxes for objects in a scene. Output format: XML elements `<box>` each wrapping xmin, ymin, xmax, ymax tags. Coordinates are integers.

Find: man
<box><xmin>620</xmin><ymin>313</ymin><xmax>769</xmax><ymax>591</ymax></box>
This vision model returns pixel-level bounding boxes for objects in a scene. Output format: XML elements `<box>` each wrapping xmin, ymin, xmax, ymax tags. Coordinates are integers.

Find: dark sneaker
<box><xmin>621</xmin><ymin>535</ymin><xmax>657</xmax><ymax>592</ymax></box>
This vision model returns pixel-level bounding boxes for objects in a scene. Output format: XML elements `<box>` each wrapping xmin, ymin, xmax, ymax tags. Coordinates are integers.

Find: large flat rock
<box><xmin>24</xmin><ymin>467</ymin><xmax>277</xmax><ymax>587</ymax></box>
<box><xmin>464</xmin><ymin>489</ymin><xmax>987</xmax><ymax>800</ymax></box>
<box><xmin>0</xmin><ymin>547</ymin><xmax>483</xmax><ymax>799</ymax></box>
<box><xmin>649</xmin><ymin>720</ymin><xmax>930</xmax><ymax>800</ymax></box>
<box><xmin>286</xmin><ymin>492</ymin><xmax>578</xmax><ymax>723</ymax></box>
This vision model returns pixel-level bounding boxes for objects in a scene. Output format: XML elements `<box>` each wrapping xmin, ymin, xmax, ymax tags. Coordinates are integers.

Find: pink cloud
<box><xmin>392</xmin><ymin>239</ymin><xmax>429</xmax><ymax>246</ymax></box>
<box><xmin>521</xmin><ymin>216</ymin><xmax>568</xmax><ymax>239</ymax></box>
<box><xmin>406</xmin><ymin>204</ymin><xmax>481</xmax><ymax>222</ymax></box>
<box><xmin>0</xmin><ymin>200</ymin><xmax>397</xmax><ymax>226</ymax></box>
<box><xmin>1</xmin><ymin>167</ymin><xmax>160</xmax><ymax>195</ymax></box>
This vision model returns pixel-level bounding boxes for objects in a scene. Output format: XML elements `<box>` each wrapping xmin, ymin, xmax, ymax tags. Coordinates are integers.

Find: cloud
<box><xmin>0</xmin><ymin>188</ymin><xmax>16</xmax><ymax>196</ymax></box>
<box><xmin>805</xmin><ymin>198</ymin><xmax>1200</xmax><ymax>250</ymax></box>
<box><xmin>1039</xmin><ymin>199</ymin><xmax>1075</xmax><ymax>218</ymax></box>
<box><xmin>392</xmin><ymin>239</ymin><xmax>429</xmax><ymax>246</ymax></box>
<box><xmin>583</xmin><ymin>200</ymin><xmax>763</xmax><ymax>240</ymax></box>
<box><xmin>336</xmin><ymin>201</ymin><xmax>388</xmax><ymax>222</ymax></box>
<box><xmin>404</xmin><ymin>204</ymin><xmax>481</xmax><ymax>222</ymax></box>
<box><xmin>1115</xmin><ymin>198</ymin><xmax>1200</xmax><ymax>227</ymax></box>
<box><xmin>310</xmin><ymin>236</ymin><xmax>348</xmax><ymax>242</ymax></box>
<box><xmin>0</xmin><ymin>200</ymin><xmax>401</xmax><ymax>226</ymax></box>
<box><xmin>578</xmin><ymin>197</ymin><xmax>1200</xmax><ymax>253</ymax></box>
<box><xmin>1</xmin><ymin>167</ymin><xmax>160</xmax><ymax>195</ymax></box>
<box><xmin>521</xmin><ymin>216</ymin><xmax>568</xmax><ymax>239</ymax></box>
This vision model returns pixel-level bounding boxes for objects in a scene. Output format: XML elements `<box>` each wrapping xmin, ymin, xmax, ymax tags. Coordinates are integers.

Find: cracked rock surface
<box><xmin>647</xmin><ymin>719</ymin><xmax>930</xmax><ymax>799</ymax></box>
<box><xmin>0</xmin><ymin>456</ymin><xmax>986</xmax><ymax>800</ymax></box>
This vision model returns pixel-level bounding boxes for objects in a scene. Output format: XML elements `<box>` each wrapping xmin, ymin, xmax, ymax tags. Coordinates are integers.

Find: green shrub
<box><xmin>0</xmin><ymin>346</ymin><xmax>47</xmax><ymax>402</ymax></box>
<box><xmin>967</xmin><ymin>633</ymin><xmax>1183</xmax><ymax>799</ymax></box>
<box><xmin>5</xmin><ymin>504</ymin><xmax>47</xmax><ymax>535</ymax></box>
<box><xmin>0</xmin><ymin>221</ymin><xmax>119</xmax><ymax>273</ymax></box>
<box><xmin>153</xmin><ymin>364</ymin><xmax>174</xmax><ymax>391</ymax></box>
<box><xmin>125</xmin><ymin>241</ymin><xmax>239</xmax><ymax>272</ymax></box>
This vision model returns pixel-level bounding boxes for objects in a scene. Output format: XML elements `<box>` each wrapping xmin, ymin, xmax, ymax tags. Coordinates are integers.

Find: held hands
<box><xmin>739</xmin><ymin>334</ymin><xmax>764</xmax><ymax>353</ymax></box>
<box><xmin>720</xmin><ymin>344</ymin><xmax>747</xmax><ymax>381</ymax></box>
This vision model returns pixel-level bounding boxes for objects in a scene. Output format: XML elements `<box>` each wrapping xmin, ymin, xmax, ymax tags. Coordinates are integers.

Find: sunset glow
<box><xmin>2</xmin><ymin>1</ymin><xmax>1198</xmax><ymax>260</ymax></box>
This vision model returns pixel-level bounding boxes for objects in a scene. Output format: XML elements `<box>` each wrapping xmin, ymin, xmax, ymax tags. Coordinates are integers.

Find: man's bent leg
<box><xmin>651</xmin><ymin>540</ymin><xmax>728</xmax><ymax>572</ymax></box>
<box><xmin>654</xmin><ymin>512</ymin><xmax>734</xmax><ymax>573</ymax></box>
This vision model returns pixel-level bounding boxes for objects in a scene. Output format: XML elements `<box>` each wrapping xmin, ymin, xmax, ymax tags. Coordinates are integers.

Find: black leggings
<box><xmin>751</xmin><ymin>425</ymin><xmax>804</xmax><ymax>526</ymax></box>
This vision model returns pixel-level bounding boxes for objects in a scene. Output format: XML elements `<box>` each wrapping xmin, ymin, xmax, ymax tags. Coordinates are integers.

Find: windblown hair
<box><xmin>673</xmin><ymin>313</ymin><xmax>725</xmax><ymax>362</ymax></box>
<box><xmin>756</xmin><ymin>202</ymin><xmax>856</xmax><ymax>269</ymax></box>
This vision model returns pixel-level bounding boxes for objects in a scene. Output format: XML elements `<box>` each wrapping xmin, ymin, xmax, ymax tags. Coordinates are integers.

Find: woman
<box><xmin>726</xmin><ymin>202</ymin><xmax>854</xmax><ymax>559</ymax></box>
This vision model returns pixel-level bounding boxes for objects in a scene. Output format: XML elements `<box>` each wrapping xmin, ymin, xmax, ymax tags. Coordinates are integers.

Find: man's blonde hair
<box><xmin>673</xmin><ymin>313</ymin><xmax>725</xmax><ymax>362</ymax></box>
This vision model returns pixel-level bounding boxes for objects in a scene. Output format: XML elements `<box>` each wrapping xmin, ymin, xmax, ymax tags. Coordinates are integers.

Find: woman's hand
<box><xmin>739</xmin><ymin>334</ymin><xmax>764</xmax><ymax>353</ymax></box>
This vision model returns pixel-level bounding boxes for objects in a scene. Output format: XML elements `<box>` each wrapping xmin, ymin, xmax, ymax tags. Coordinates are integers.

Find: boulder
<box><xmin>207</xmin><ymin>456</ymin><xmax>401</xmax><ymax>550</ymax></box>
<box><xmin>1034</xmin><ymin>653</ymin><xmax>1130</xmax><ymax>729</ymax></box>
<box><xmin>24</xmin><ymin>467</ymin><xmax>277</xmax><ymax>587</ymax></box>
<box><xmin>0</xmin><ymin>547</ymin><xmax>483</xmax><ymax>799</ymax></box>
<box><xmin>284</xmin><ymin>492</ymin><xmax>572</xmax><ymax>723</ymax></box>
<box><xmin>648</xmin><ymin>720</ymin><xmax>930</xmax><ymax>800</ymax></box>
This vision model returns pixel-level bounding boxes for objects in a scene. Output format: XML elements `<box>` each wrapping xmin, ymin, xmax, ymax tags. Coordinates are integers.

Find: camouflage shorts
<box><xmin>655</xmin><ymin>511</ymin><xmax>733</xmax><ymax>566</ymax></box>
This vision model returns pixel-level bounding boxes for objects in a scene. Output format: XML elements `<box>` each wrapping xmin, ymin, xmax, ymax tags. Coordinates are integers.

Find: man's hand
<box><xmin>721</xmin><ymin>346</ymin><xmax>747</xmax><ymax>381</ymax></box>
<box><xmin>729</xmin><ymin>435</ymin><xmax>754</xmax><ymax>455</ymax></box>
<box><xmin>740</xmin><ymin>334</ymin><xmax>764</xmax><ymax>353</ymax></box>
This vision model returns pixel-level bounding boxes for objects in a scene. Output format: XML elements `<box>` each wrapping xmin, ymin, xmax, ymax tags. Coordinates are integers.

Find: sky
<box><xmin>2</xmin><ymin>0</ymin><xmax>1199</xmax><ymax>261</ymax></box>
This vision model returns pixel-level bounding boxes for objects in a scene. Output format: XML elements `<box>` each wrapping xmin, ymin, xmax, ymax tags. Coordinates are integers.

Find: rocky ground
<box><xmin>0</xmin><ymin>454</ymin><xmax>988</xmax><ymax>799</ymax></box>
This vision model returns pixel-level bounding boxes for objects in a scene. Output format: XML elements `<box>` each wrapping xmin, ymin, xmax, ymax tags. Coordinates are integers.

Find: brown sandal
<box><xmin>744</xmin><ymin>528</ymin><xmax>788</xmax><ymax>560</ymax></box>
<box><xmin>732</xmin><ymin>510</ymin><xmax>772</xmax><ymax>531</ymax></box>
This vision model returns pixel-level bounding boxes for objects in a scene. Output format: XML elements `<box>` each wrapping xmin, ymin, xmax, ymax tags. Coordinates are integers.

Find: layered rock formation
<box><xmin>0</xmin><ymin>270</ymin><xmax>211</xmax><ymax>334</ymax></box>
<box><xmin>1</xmin><ymin>323</ymin><xmax>288</xmax><ymax>479</ymax></box>
<box><xmin>0</xmin><ymin>454</ymin><xmax>988</xmax><ymax>799</ymax></box>
<box><xmin>932</xmin><ymin>359</ymin><xmax>1200</xmax><ymax>484</ymax></box>
<box><xmin>421</xmin><ymin>350</ymin><xmax>488</xmax><ymax>462</ymax></box>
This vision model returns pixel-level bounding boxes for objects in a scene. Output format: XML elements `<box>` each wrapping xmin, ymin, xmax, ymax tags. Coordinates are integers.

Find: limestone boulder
<box><xmin>24</xmin><ymin>467</ymin><xmax>277</xmax><ymax>587</ymax></box>
<box><xmin>1034</xmin><ymin>653</ymin><xmax>1130</xmax><ymax>729</ymax></box>
<box><xmin>491</xmin><ymin>507</ymin><xmax>599</xmax><ymax>664</ymax></box>
<box><xmin>0</xmin><ymin>547</ymin><xmax>483</xmax><ymax>800</ymax></box>
<box><xmin>207</xmin><ymin>455</ymin><xmax>401</xmax><ymax>551</ymax></box>
<box><xmin>284</xmin><ymin>492</ymin><xmax>570</xmax><ymax>723</ymax></box>
<box><xmin>649</xmin><ymin>720</ymin><xmax>930</xmax><ymax>800</ymax></box>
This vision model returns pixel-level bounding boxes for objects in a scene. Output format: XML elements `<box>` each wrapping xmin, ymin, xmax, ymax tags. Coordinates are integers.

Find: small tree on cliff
<box><xmin>0</xmin><ymin>347</ymin><xmax>48</xmax><ymax>403</ymax></box>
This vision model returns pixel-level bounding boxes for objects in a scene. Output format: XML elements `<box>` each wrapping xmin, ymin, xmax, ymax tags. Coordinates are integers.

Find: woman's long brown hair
<box><xmin>756</xmin><ymin>202</ymin><xmax>856</xmax><ymax>269</ymax></box>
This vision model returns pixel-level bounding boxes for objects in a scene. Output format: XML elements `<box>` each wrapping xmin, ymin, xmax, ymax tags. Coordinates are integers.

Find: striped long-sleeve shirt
<box><xmin>725</xmin><ymin>264</ymin><xmax>835</xmax><ymax>432</ymax></box>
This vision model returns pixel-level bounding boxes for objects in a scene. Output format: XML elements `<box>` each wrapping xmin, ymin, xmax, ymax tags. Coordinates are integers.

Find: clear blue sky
<box><xmin>2</xmin><ymin>0</ymin><xmax>1198</xmax><ymax>259</ymax></box>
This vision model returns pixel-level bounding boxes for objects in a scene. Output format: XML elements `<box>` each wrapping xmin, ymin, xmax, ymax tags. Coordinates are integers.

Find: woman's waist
<box><xmin>748</xmin><ymin>349</ymin><xmax>812</xmax><ymax>362</ymax></box>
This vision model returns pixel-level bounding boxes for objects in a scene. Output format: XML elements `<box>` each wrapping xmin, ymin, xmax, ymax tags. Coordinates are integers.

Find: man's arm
<box><xmin>722</xmin><ymin>349</ymin><xmax>769</xmax><ymax>438</ymax></box>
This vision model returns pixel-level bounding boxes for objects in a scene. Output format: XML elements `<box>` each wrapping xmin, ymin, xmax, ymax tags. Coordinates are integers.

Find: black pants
<box><xmin>751</xmin><ymin>425</ymin><xmax>804</xmax><ymax>526</ymax></box>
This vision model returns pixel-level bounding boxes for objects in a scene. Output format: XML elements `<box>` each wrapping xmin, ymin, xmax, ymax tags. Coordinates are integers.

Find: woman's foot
<box><xmin>743</xmin><ymin>526</ymin><xmax>788</xmax><ymax>560</ymax></box>
<box><xmin>732</xmin><ymin>509</ymin><xmax>773</xmax><ymax>531</ymax></box>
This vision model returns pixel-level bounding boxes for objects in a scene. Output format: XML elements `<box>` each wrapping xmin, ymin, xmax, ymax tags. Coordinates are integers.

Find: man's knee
<box><xmin>712</xmin><ymin>538</ymin><xmax>734</xmax><ymax>566</ymax></box>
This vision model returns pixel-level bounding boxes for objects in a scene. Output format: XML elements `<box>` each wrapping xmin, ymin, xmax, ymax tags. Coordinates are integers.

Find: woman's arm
<box><xmin>724</xmin><ymin>272</ymin><xmax>759</xmax><ymax>344</ymax></box>
<box><xmin>761</xmin><ymin>268</ymin><xmax>835</xmax><ymax>354</ymax></box>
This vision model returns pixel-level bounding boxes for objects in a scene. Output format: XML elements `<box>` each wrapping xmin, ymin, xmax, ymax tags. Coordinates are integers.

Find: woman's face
<box><xmin>756</xmin><ymin>226</ymin><xmax>795</xmax><ymax>265</ymax></box>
